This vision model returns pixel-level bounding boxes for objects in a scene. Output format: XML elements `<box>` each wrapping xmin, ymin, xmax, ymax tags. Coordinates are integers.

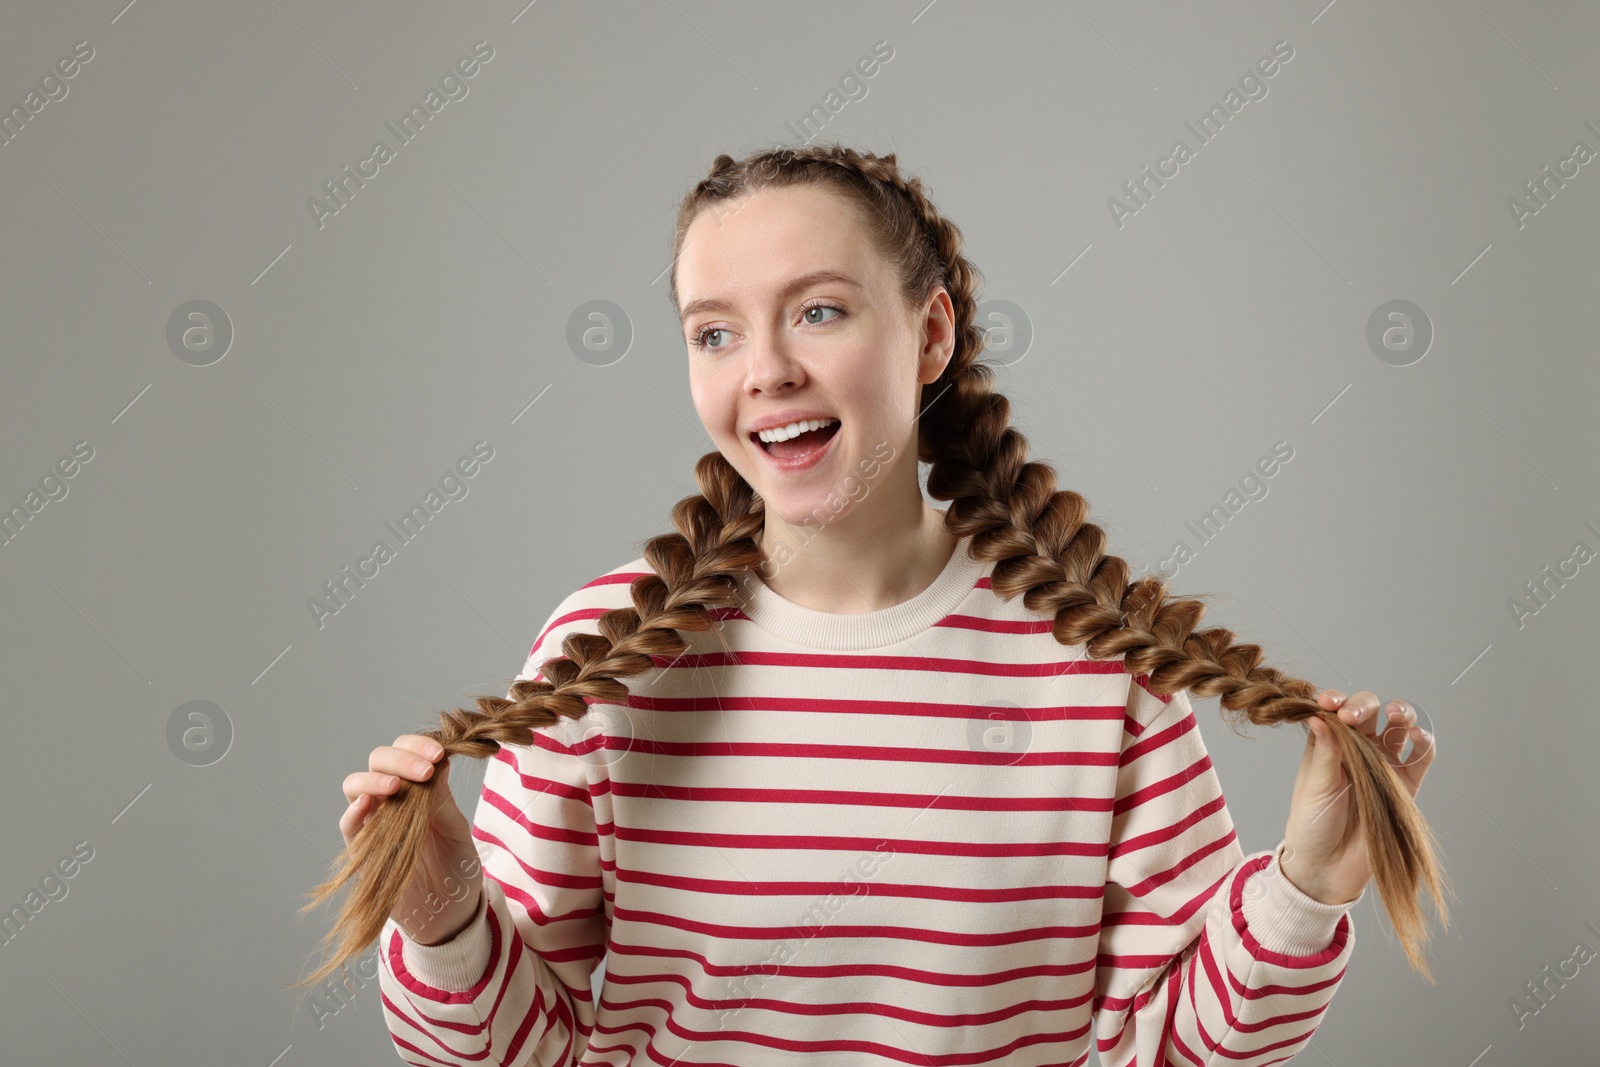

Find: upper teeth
<box><xmin>757</xmin><ymin>417</ymin><xmax>838</xmax><ymax>443</ymax></box>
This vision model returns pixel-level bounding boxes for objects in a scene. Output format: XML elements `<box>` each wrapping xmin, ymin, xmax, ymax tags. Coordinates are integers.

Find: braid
<box><xmin>295</xmin><ymin>142</ymin><xmax>1452</xmax><ymax>995</ymax></box>
<box><xmin>292</xmin><ymin>451</ymin><xmax>765</xmax><ymax>991</ymax></box>
<box><xmin>854</xmin><ymin>146</ymin><xmax>1452</xmax><ymax>980</ymax></box>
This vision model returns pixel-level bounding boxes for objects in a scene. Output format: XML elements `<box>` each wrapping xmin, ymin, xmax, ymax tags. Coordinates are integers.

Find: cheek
<box><xmin>685</xmin><ymin>378</ymin><xmax>716</xmax><ymax>425</ymax></box>
<box><xmin>689</xmin><ymin>387</ymin><xmax>737</xmax><ymax>443</ymax></box>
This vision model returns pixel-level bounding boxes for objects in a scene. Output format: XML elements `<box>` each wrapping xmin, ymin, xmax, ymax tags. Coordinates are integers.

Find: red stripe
<box><xmin>609</xmin><ymin>1000</ymin><xmax>1086</xmax><ymax>1066</ymax></box>
<box><xmin>1112</xmin><ymin>794</ymin><xmax>1229</xmax><ymax>861</ymax></box>
<box><xmin>1119</xmin><ymin>832</ymin><xmax>1238</xmax><ymax>902</ymax></box>
<box><xmin>1100</xmin><ymin>866</ymin><xmax>1229</xmax><ymax>937</ymax></box>
<box><xmin>527</xmin><ymin>606</ymin><xmax>610</xmax><ymax>659</ymax></box>
<box><xmin>473</xmin><ymin>826</ymin><xmax>603</xmax><ymax>894</ymax></box>
<box><xmin>609</xmin><ymin>863</ymin><xmax>1108</xmax><ymax>903</ymax></box>
<box><xmin>482</xmin><ymin>785</ymin><xmax>599</xmax><ymax>849</ymax></box>
<box><xmin>1113</xmin><ymin>751</ymin><xmax>1215</xmax><ymax>817</ymax></box>
<box><xmin>597</xmin><ymin>960</ymin><xmax>1094</xmax><ymax>1026</ymax></box>
<box><xmin>603</xmin><ymin>777</ymin><xmax>1118</xmax><ymax>813</ymax></box>
<box><xmin>613</xmin><ymin>936</ymin><xmax>1097</xmax><ymax>987</ymax></box>
<box><xmin>1119</xmin><ymin>709</ymin><xmax>1201</xmax><ymax>767</ymax></box>
<box><xmin>573</xmin><ymin>735</ymin><xmax>1124</xmax><ymax>770</ymax></box>
<box><xmin>1228</xmin><ymin>856</ymin><xmax>1353</xmax><ymax>968</ymax></box>
<box><xmin>648</xmin><ymin>648</ymin><xmax>1126</xmax><ymax>677</ymax></box>
<box><xmin>604</xmin><ymin>908</ymin><xmax>1107</xmax><ymax>947</ymax></box>
<box><xmin>1166</xmin><ymin>958</ymin><xmax>1203</xmax><ymax>1065</ymax></box>
<box><xmin>384</xmin><ymin>903</ymin><xmax>549</xmax><ymax>1067</ymax></box>
<box><xmin>610</xmin><ymin>823</ymin><xmax>1111</xmax><ymax>859</ymax></box>
<box><xmin>1199</xmin><ymin>925</ymin><xmax>1328</xmax><ymax>1035</ymax></box>
<box><xmin>934</xmin><ymin>613</ymin><xmax>1057</xmax><ymax>634</ymax></box>
<box><xmin>626</xmin><ymin>692</ymin><xmax>1127</xmax><ymax>724</ymax></box>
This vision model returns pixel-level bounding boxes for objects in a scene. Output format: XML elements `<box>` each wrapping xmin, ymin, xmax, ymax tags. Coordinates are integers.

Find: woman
<box><xmin>301</xmin><ymin>144</ymin><xmax>1447</xmax><ymax>1066</ymax></box>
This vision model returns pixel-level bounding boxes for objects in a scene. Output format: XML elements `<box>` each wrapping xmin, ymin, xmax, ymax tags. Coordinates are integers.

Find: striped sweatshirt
<box><xmin>375</xmin><ymin>532</ymin><xmax>1365</xmax><ymax>1067</ymax></box>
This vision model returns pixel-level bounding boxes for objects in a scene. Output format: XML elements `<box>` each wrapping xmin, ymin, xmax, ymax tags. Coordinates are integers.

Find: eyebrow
<box><xmin>678</xmin><ymin>268</ymin><xmax>863</xmax><ymax>324</ymax></box>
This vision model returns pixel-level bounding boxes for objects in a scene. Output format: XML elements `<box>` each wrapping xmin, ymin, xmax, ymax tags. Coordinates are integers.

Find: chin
<box><xmin>766</xmin><ymin>491</ymin><xmax>862</xmax><ymax>531</ymax></box>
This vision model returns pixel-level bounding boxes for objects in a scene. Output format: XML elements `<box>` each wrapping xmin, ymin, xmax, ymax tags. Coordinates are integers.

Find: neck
<box><xmin>755</xmin><ymin>473</ymin><xmax>959</xmax><ymax>614</ymax></box>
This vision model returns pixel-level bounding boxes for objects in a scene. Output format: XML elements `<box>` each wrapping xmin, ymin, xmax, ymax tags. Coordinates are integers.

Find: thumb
<box><xmin>1306</xmin><ymin>716</ymin><xmax>1346</xmax><ymax>781</ymax></box>
<box><xmin>426</xmin><ymin>752</ymin><xmax>456</xmax><ymax>811</ymax></box>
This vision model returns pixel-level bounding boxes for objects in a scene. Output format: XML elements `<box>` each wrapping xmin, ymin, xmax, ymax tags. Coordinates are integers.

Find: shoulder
<box><xmin>1120</xmin><ymin>670</ymin><xmax>1205</xmax><ymax>757</ymax></box>
<box><xmin>503</xmin><ymin>551</ymin><xmax>660</xmax><ymax>751</ymax></box>
<box><xmin>517</xmin><ymin>552</ymin><xmax>658</xmax><ymax>684</ymax></box>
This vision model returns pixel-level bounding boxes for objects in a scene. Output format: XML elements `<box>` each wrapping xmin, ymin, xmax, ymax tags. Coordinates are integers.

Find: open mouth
<box><xmin>751</xmin><ymin>419</ymin><xmax>842</xmax><ymax>462</ymax></box>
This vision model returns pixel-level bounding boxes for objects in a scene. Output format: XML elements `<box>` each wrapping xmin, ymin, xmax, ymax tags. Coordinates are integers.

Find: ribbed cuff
<box><xmin>1241</xmin><ymin>840</ymin><xmax>1365</xmax><ymax>957</ymax></box>
<box><xmin>398</xmin><ymin>888</ymin><xmax>493</xmax><ymax>991</ymax></box>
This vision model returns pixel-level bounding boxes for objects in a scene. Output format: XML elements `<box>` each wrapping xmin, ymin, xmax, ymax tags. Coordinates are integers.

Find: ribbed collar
<box><xmin>733</xmin><ymin>533</ymin><xmax>992</xmax><ymax>650</ymax></box>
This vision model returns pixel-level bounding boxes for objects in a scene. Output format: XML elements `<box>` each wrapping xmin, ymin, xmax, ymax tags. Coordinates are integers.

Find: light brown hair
<box><xmin>293</xmin><ymin>143</ymin><xmax>1452</xmax><ymax>993</ymax></box>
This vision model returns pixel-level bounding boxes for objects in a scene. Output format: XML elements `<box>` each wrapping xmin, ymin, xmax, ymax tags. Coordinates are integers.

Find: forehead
<box><xmin>676</xmin><ymin>185</ymin><xmax>880</xmax><ymax>317</ymax></box>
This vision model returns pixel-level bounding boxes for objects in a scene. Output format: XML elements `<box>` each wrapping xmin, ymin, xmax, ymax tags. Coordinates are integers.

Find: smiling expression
<box><xmin>675</xmin><ymin>184</ymin><xmax>953</xmax><ymax>529</ymax></box>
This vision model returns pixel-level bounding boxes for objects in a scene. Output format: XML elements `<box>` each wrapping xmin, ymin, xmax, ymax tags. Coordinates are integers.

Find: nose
<box><xmin>743</xmin><ymin>334</ymin><xmax>805</xmax><ymax>396</ymax></box>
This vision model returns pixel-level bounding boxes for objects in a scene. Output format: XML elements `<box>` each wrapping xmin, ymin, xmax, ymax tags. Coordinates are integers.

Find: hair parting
<box><xmin>292</xmin><ymin>142</ymin><xmax>1452</xmax><ymax>994</ymax></box>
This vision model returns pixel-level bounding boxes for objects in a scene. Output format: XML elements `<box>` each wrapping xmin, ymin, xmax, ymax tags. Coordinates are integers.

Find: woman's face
<box><xmin>676</xmin><ymin>184</ymin><xmax>953</xmax><ymax>530</ymax></box>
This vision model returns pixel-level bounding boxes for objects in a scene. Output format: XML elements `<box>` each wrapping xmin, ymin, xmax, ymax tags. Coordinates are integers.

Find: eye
<box><xmin>687</xmin><ymin>301</ymin><xmax>846</xmax><ymax>351</ymax></box>
<box><xmin>799</xmin><ymin>301</ymin><xmax>844</xmax><ymax>326</ymax></box>
<box><xmin>689</xmin><ymin>325</ymin><xmax>729</xmax><ymax>351</ymax></box>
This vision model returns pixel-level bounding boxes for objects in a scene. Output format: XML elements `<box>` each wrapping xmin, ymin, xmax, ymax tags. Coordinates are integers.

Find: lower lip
<box><xmin>753</xmin><ymin>425</ymin><xmax>840</xmax><ymax>474</ymax></box>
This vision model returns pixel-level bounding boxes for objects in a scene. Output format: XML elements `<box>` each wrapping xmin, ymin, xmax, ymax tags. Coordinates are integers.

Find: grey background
<box><xmin>2</xmin><ymin>0</ymin><xmax>1596</xmax><ymax>1063</ymax></box>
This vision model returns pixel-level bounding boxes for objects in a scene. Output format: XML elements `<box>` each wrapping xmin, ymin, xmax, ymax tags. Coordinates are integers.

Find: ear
<box><xmin>916</xmin><ymin>287</ymin><xmax>958</xmax><ymax>385</ymax></box>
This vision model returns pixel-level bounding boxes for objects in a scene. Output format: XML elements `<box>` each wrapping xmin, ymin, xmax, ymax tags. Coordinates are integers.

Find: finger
<box><xmin>343</xmin><ymin>769</ymin><xmax>406</xmax><ymax>804</ymax></box>
<box><xmin>1337</xmin><ymin>691</ymin><xmax>1381</xmax><ymax>741</ymax></box>
<box><xmin>393</xmin><ymin>734</ymin><xmax>446</xmax><ymax>763</ymax></box>
<box><xmin>425</xmin><ymin>755</ymin><xmax>458</xmax><ymax>814</ymax></box>
<box><xmin>1380</xmin><ymin>701</ymin><xmax>1416</xmax><ymax>760</ymax></box>
<box><xmin>1305</xmin><ymin>715</ymin><xmax>1344</xmax><ymax>773</ymax></box>
<box><xmin>1316</xmin><ymin>689</ymin><xmax>1349</xmax><ymax>736</ymax></box>
<box><xmin>1295</xmin><ymin>718</ymin><xmax>1350</xmax><ymax>814</ymax></box>
<box><xmin>367</xmin><ymin>743</ymin><xmax>441</xmax><ymax>783</ymax></box>
<box><xmin>1396</xmin><ymin>725</ymin><xmax>1437</xmax><ymax>795</ymax></box>
<box><xmin>339</xmin><ymin>794</ymin><xmax>373</xmax><ymax>846</ymax></box>
<box><xmin>386</xmin><ymin>736</ymin><xmax>446</xmax><ymax>775</ymax></box>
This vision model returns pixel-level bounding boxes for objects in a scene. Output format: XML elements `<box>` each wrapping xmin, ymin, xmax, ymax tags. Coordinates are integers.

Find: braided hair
<box><xmin>295</xmin><ymin>143</ymin><xmax>1451</xmax><ymax>992</ymax></box>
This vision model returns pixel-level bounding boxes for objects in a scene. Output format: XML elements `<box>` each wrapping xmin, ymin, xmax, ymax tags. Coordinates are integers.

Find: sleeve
<box><xmin>1091</xmin><ymin>676</ymin><xmax>1366</xmax><ymax>1067</ymax></box>
<box><xmin>371</xmin><ymin>595</ymin><xmax>613</xmax><ymax>1067</ymax></box>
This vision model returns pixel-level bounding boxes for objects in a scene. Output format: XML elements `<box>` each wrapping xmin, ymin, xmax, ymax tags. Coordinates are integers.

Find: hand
<box><xmin>340</xmin><ymin>734</ymin><xmax>484</xmax><ymax>945</ymax></box>
<box><xmin>1278</xmin><ymin>689</ymin><xmax>1437</xmax><ymax>905</ymax></box>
